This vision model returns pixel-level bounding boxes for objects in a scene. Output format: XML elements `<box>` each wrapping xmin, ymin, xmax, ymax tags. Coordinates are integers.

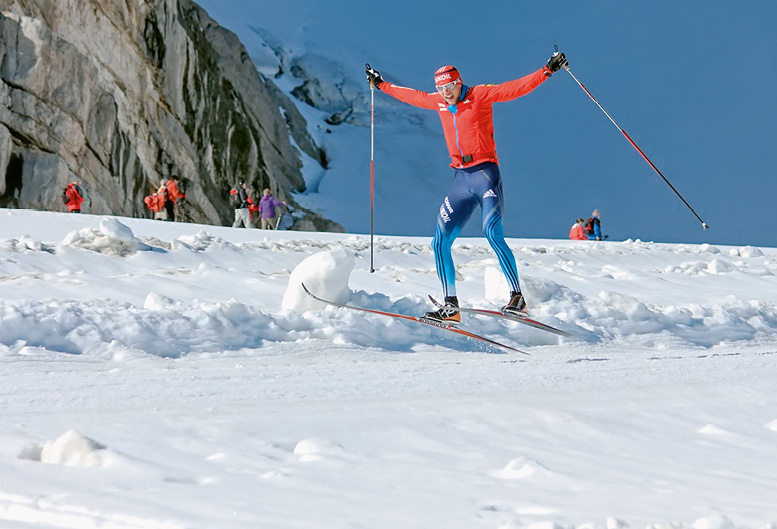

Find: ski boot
<box><xmin>423</xmin><ymin>296</ymin><xmax>461</xmax><ymax>326</ymax></box>
<box><xmin>501</xmin><ymin>291</ymin><xmax>528</xmax><ymax>316</ymax></box>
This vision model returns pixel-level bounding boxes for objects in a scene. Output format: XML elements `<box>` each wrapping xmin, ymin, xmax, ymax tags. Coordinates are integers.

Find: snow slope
<box><xmin>1</xmin><ymin>208</ymin><xmax>776</xmax><ymax>528</ymax></box>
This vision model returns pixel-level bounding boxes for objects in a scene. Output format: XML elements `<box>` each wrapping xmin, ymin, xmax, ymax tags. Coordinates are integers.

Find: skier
<box><xmin>365</xmin><ymin>51</ymin><xmax>568</xmax><ymax>324</ymax></box>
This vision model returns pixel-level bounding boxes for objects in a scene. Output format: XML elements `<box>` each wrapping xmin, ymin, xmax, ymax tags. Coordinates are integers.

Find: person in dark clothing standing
<box><xmin>231</xmin><ymin>182</ymin><xmax>253</xmax><ymax>228</ymax></box>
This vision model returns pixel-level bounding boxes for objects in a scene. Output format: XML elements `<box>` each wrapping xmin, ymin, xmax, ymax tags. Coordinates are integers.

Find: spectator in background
<box><xmin>585</xmin><ymin>209</ymin><xmax>603</xmax><ymax>241</ymax></box>
<box><xmin>62</xmin><ymin>181</ymin><xmax>85</xmax><ymax>213</ymax></box>
<box><xmin>75</xmin><ymin>181</ymin><xmax>92</xmax><ymax>211</ymax></box>
<box><xmin>231</xmin><ymin>182</ymin><xmax>252</xmax><ymax>228</ymax></box>
<box><xmin>144</xmin><ymin>185</ymin><xmax>168</xmax><ymax>220</ymax></box>
<box><xmin>259</xmin><ymin>188</ymin><xmax>285</xmax><ymax>229</ymax></box>
<box><xmin>569</xmin><ymin>218</ymin><xmax>586</xmax><ymax>240</ymax></box>
<box><xmin>164</xmin><ymin>176</ymin><xmax>186</xmax><ymax>222</ymax></box>
<box><xmin>247</xmin><ymin>195</ymin><xmax>259</xmax><ymax>224</ymax></box>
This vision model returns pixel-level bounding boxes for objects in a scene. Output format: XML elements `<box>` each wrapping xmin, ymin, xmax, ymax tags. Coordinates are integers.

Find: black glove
<box><xmin>547</xmin><ymin>51</ymin><xmax>568</xmax><ymax>74</ymax></box>
<box><xmin>365</xmin><ymin>63</ymin><xmax>384</xmax><ymax>89</ymax></box>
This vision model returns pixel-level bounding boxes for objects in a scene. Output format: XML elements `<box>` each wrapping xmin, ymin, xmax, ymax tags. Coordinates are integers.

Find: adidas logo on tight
<box><xmin>483</xmin><ymin>189</ymin><xmax>497</xmax><ymax>199</ymax></box>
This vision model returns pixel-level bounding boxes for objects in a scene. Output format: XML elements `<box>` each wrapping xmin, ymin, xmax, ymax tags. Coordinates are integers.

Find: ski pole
<box><xmin>564</xmin><ymin>64</ymin><xmax>709</xmax><ymax>230</ymax></box>
<box><xmin>367</xmin><ymin>63</ymin><xmax>376</xmax><ymax>272</ymax></box>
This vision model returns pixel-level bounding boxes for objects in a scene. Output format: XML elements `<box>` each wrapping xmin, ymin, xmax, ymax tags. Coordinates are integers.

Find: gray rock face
<box><xmin>0</xmin><ymin>0</ymin><xmax>342</xmax><ymax>231</ymax></box>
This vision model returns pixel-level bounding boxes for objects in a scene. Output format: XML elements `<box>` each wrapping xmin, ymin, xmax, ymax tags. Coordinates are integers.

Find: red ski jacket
<box><xmin>64</xmin><ymin>183</ymin><xmax>85</xmax><ymax>212</ymax></box>
<box><xmin>165</xmin><ymin>179</ymin><xmax>186</xmax><ymax>203</ymax></box>
<box><xmin>379</xmin><ymin>66</ymin><xmax>550</xmax><ymax>168</ymax></box>
<box><xmin>569</xmin><ymin>223</ymin><xmax>586</xmax><ymax>240</ymax></box>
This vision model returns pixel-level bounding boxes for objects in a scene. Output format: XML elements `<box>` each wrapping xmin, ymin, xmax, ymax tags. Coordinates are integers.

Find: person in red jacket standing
<box><xmin>144</xmin><ymin>185</ymin><xmax>169</xmax><ymax>220</ymax></box>
<box><xmin>164</xmin><ymin>176</ymin><xmax>186</xmax><ymax>222</ymax></box>
<box><xmin>365</xmin><ymin>51</ymin><xmax>567</xmax><ymax>324</ymax></box>
<box><xmin>63</xmin><ymin>181</ymin><xmax>85</xmax><ymax>213</ymax></box>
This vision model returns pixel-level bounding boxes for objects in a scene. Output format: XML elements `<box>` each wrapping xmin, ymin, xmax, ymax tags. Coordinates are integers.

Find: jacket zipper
<box><xmin>449</xmin><ymin>105</ymin><xmax>465</xmax><ymax>168</ymax></box>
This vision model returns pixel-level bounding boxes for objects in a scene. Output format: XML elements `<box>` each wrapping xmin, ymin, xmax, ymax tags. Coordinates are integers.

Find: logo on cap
<box><xmin>434</xmin><ymin>65</ymin><xmax>461</xmax><ymax>86</ymax></box>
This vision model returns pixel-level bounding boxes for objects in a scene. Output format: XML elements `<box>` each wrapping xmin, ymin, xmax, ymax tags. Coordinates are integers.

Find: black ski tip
<box><xmin>301</xmin><ymin>282</ymin><xmax>319</xmax><ymax>301</ymax></box>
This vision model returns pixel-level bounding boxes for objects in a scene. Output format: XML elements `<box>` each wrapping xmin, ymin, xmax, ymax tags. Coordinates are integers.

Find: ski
<box><xmin>302</xmin><ymin>283</ymin><xmax>528</xmax><ymax>355</ymax></box>
<box><xmin>429</xmin><ymin>296</ymin><xmax>572</xmax><ymax>337</ymax></box>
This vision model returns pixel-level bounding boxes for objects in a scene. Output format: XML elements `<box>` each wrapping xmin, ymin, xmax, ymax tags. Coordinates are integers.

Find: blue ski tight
<box><xmin>432</xmin><ymin>162</ymin><xmax>520</xmax><ymax>297</ymax></box>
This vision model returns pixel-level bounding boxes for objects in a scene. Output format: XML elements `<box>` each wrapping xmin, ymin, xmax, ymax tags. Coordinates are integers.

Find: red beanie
<box><xmin>434</xmin><ymin>65</ymin><xmax>461</xmax><ymax>87</ymax></box>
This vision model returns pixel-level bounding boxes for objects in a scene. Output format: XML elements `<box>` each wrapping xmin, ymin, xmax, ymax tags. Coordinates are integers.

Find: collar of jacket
<box><xmin>446</xmin><ymin>85</ymin><xmax>470</xmax><ymax>113</ymax></box>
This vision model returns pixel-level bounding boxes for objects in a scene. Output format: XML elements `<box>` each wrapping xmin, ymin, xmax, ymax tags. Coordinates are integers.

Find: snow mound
<box><xmin>606</xmin><ymin>518</ymin><xmax>630</xmax><ymax>529</ymax></box>
<box><xmin>484</xmin><ymin>266</ymin><xmax>508</xmax><ymax>302</ymax></box>
<box><xmin>698</xmin><ymin>424</ymin><xmax>728</xmax><ymax>435</ymax></box>
<box><xmin>498</xmin><ymin>456</ymin><xmax>552</xmax><ymax>480</ymax></box>
<box><xmin>0</xmin><ymin>234</ymin><xmax>43</xmax><ymax>252</ymax></box>
<box><xmin>19</xmin><ymin>429</ymin><xmax>109</xmax><ymax>468</ymax></box>
<box><xmin>63</xmin><ymin>218</ymin><xmax>151</xmax><ymax>255</ymax></box>
<box><xmin>144</xmin><ymin>291</ymin><xmax>177</xmax><ymax>310</ymax></box>
<box><xmin>282</xmin><ymin>247</ymin><xmax>354</xmax><ymax>312</ymax></box>
<box><xmin>692</xmin><ymin>515</ymin><xmax>736</xmax><ymax>529</ymax></box>
<box><xmin>173</xmin><ymin>229</ymin><xmax>237</xmax><ymax>252</ymax></box>
<box><xmin>293</xmin><ymin>438</ymin><xmax>346</xmax><ymax>462</ymax></box>
<box><xmin>706</xmin><ymin>258</ymin><xmax>736</xmax><ymax>274</ymax></box>
<box><xmin>735</xmin><ymin>246</ymin><xmax>764</xmax><ymax>258</ymax></box>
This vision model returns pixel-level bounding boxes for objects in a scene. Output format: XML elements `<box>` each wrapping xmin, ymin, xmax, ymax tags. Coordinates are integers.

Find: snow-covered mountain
<box><xmin>1</xmin><ymin>208</ymin><xmax>776</xmax><ymax>527</ymax></box>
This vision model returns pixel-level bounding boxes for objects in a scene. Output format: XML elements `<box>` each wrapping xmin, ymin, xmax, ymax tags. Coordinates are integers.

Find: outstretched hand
<box><xmin>547</xmin><ymin>51</ymin><xmax>568</xmax><ymax>73</ymax></box>
<box><xmin>365</xmin><ymin>63</ymin><xmax>384</xmax><ymax>89</ymax></box>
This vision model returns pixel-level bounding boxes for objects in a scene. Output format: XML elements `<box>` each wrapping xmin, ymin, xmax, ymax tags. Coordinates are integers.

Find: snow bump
<box><xmin>19</xmin><ymin>429</ymin><xmax>110</xmax><ymax>468</ymax></box>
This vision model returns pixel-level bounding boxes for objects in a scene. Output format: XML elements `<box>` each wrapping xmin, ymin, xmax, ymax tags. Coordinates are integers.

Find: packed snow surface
<box><xmin>1</xmin><ymin>209</ymin><xmax>776</xmax><ymax>528</ymax></box>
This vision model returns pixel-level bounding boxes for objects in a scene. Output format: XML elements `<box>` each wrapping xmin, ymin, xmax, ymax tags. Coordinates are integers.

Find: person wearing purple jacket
<box><xmin>259</xmin><ymin>188</ymin><xmax>286</xmax><ymax>229</ymax></box>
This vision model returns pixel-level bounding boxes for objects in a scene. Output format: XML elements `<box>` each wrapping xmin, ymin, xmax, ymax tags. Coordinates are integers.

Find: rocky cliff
<box><xmin>0</xmin><ymin>0</ymin><xmax>343</xmax><ymax>231</ymax></box>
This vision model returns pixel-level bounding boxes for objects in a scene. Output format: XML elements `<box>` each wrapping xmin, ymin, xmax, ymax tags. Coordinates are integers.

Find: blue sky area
<box><xmin>198</xmin><ymin>0</ymin><xmax>776</xmax><ymax>247</ymax></box>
